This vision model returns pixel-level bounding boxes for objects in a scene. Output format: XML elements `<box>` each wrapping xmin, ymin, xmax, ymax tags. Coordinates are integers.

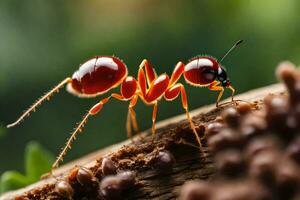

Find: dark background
<box><xmin>1</xmin><ymin>0</ymin><xmax>300</xmax><ymax>174</ymax></box>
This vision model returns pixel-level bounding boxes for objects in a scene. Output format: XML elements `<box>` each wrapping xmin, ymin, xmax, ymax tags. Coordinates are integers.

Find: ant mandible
<box><xmin>7</xmin><ymin>40</ymin><xmax>242</xmax><ymax>170</ymax></box>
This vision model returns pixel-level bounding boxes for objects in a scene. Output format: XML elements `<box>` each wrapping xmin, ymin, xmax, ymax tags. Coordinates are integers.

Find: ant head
<box><xmin>217</xmin><ymin>66</ymin><xmax>231</xmax><ymax>87</ymax></box>
<box><xmin>183</xmin><ymin>56</ymin><xmax>219</xmax><ymax>86</ymax></box>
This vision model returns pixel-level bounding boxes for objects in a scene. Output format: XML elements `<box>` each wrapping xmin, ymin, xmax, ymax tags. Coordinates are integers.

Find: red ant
<box><xmin>7</xmin><ymin>40</ymin><xmax>242</xmax><ymax>170</ymax></box>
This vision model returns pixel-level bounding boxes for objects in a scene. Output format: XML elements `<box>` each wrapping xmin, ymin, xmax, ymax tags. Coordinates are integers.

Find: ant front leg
<box><xmin>209</xmin><ymin>81</ymin><xmax>224</xmax><ymax>107</ymax></box>
<box><xmin>228</xmin><ymin>84</ymin><xmax>236</xmax><ymax>104</ymax></box>
<box><xmin>164</xmin><ymin>84</ymin><xmax>204</xmax><ymax>153</ymax></box>
<box><xmin>178</xmin><ymin>84</ymin><xmax>203</xmax><ymax>152</ymax></box>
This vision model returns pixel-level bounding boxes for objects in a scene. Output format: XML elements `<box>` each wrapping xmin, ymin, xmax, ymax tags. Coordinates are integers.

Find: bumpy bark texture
<box><xmin>0</xmin><ymin>83</ymin><xmax>284</xmax><ymax>200</ymax></box>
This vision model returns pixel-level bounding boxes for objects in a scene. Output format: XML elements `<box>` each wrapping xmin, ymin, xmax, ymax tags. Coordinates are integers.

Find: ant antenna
<box><xmin>220</xmin><ymin>40</ymin><xmax>243</xmax><ymax>62</ymax></box>
<box><xmin>7</xmin><ymin>77</ymin><xmax>72</xmax><ymax>128</ymax></box>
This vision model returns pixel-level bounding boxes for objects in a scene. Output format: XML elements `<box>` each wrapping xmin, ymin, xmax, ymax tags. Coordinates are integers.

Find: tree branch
<box><xmin>0</xmin><ymin>83</ymin><xmax>284</xmax><ymax>200</ymax></box>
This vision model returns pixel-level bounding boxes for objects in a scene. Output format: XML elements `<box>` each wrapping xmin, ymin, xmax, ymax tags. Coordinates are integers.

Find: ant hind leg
<box><xmin>52</xmin><ymin>94</ymin><xmax>126</xmax><ymax>170</ymax></box>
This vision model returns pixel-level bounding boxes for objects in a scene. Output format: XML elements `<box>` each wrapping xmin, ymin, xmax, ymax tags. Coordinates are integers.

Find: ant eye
<box><xmin>202</xmin><ymin>68</ymin><xmax>216</xmax><ymax>82</ymax></box>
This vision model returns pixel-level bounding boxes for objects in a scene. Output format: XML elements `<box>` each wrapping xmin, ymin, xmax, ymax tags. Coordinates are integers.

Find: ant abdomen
<box><xmin>68</xmin><ymin>56</ymin><xmax>128</xmax><ymax>97</ymax></box>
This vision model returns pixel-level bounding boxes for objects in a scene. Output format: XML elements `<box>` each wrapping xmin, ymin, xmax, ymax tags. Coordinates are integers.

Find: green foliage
<box><xmin>0</xmin><ymin>141</ymin><xmax>54</xmax><ymax>194</ymax></box>
<box><xmin>0</xmin><ymin>124</ymin><xmax>6</xmax><ymax>139</ymax></box>
<box><xmin>0</xmin><ymin>171</ymin><xmax>30</xmax><ymax>194</ymax></box>
<box><xmin>25</xmin><ymin>141</ymin><xmax>54</xmax><ymax>181</ymax></box>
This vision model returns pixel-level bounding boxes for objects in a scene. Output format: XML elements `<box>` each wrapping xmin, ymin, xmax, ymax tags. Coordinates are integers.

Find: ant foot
<box><xmin>149</xmin><ymin>134</ymin><xmax>156</xmax><ymax>144</ymax></box>
<box><xmin>137</xmin><ymin>132</ymin><xmax>146</xmax><ymax>142</ymax></box>
<box><xmin>177</xmin><ymin>138</ymin><xmax>200</xmax><ymax>149</ymax></box>
<box><xmin>231</xmin><ymin>99</ymin><xmax>238</xmax><ymax>106</ymax></box>
<box><xmin>40</xmin><ymin>170</ymin><xmax>55</xmax><ymax>180</ymax></box>
<box><xmin>129</xmin><ymin>137</ymin><xmax>137</xmax><ymax>144</ymax></box>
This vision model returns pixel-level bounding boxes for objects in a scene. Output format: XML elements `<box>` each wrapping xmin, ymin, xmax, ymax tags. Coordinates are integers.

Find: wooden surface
<box><xmin>0</xmin><ymin>83</ymin><xmax>285</xmax><ymax>200</ymax></box>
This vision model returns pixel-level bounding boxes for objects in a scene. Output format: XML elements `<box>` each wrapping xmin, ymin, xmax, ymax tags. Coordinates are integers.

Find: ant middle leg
<box><xmin>129</xmin><ymin>95</ymin><xmax>139</xmax><ymax>134</ymax></box>
<box><xmin>151</xmin><ymin>102</ymin><xmax>158</xmax><ymax>137</ymax></box>
<box><xmin>126</xmin><ymin>95</ymin><xmax>140</xmax><ymax>139</ymax></box>
<box><xmin>126</xmin><ymin>108</ymin><xmax>133</xmax><ymax>140</ymax></box>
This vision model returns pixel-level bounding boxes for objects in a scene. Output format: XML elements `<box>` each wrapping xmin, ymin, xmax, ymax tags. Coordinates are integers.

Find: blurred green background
<box><xmin>1</xmin><ymin>0</ymin><xmax>300</xmax><ymax>176</ymax></box>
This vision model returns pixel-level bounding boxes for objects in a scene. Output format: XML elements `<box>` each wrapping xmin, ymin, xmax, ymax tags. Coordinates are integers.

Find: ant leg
<box><xmin>7</xmin><ymin>77</ymin><xmax>72</xmax><ymax>128</ymax></box>
<box><xmin>110</xmin><ymin>94</ymin><xmax>135</xmax><ymax>139</ymax></box>
<box><xmin>164</xmin><ymin>83</ymin><xmax>203</xmax><ymax>150</ymax></box>
<box><xmin>126</xmin><ymin>95</ymin><xmax>139</xmax><ymax>139</ymax></box>
<box><xmin>111</xmin><ymin>93</ymin><xmax>140</xmax><ymax>139</ymax></box>
<box><xmin>126</xmin><ymin>108</ymin><xmax>133</xmax><ymax>139</ymax></box>
<box><xmin>165</xmin><ymin>84</ymin><xmax>205</xmax><ymax>154</ymax></box>
<box><xmin>137</xmin><ymin>59</ymin><xmax>158</xmax><ymax>99</ymax></box>
<box><xmin>169</xmin><ymin>61</ymin><xmax>185</xmax><ymax>86</ymax></box>
<box><xmin>138</xmin><ymin>59</ymin><xmax>157</xmax><ymax>86</ymax></box>
<box><xmin>138</xmin><ymin>65</ymin><xmax>147</xmax><ymax>97</ymax></box>
<box><xmin>209</xmin><ymin>81</ymin><xmax>224</xmax><ymax>107</ymax></box>
<box><xmin>52</xmin><ymin>111</ymin><xmax>91</xmax><ymax>170</ymax></box>
<box><xmin>228</xmin><ymin>85</ymin><xmax>236</xmax><ymax>104</ymax></box>
<box><xmin>52</xmin><ymin>94</ymin><xmax>125</xmax><ymax>170</ymax></box>
<box><xmin>111</xmin><ymin>94</ymin><xmax>140</xmax><ymax>139</ymax></box>
<box><xmin>179</xmin><ymin>84</ymin><xmax>204</xmax><ymax>152</ymax></box>
<box><xmin>151</xmin><ymin>103</ymin><xmax>158</xmax><ymax>136</ymax></box>
<box><xmin>129</xmin><ymin>95</ymin><xmax>139</xmax><ymax>134</ymax></box>
<box><xmin>177</xmin><ymin>138</ymin><xmax>200</xmax><ymax>149</ymax></box>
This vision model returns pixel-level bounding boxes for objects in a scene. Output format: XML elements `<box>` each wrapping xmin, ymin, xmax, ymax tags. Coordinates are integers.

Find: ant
<box><xmin>7</xmin><ymin>40</ymin><xmax>242</xmax><ymax>171</ymax></box>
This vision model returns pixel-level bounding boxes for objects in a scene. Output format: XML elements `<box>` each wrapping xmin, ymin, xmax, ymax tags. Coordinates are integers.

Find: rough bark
<box><xmin>0</xmin><ymin>83</ymin><xmax>285</xmax><ymax>200</ymax></box>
